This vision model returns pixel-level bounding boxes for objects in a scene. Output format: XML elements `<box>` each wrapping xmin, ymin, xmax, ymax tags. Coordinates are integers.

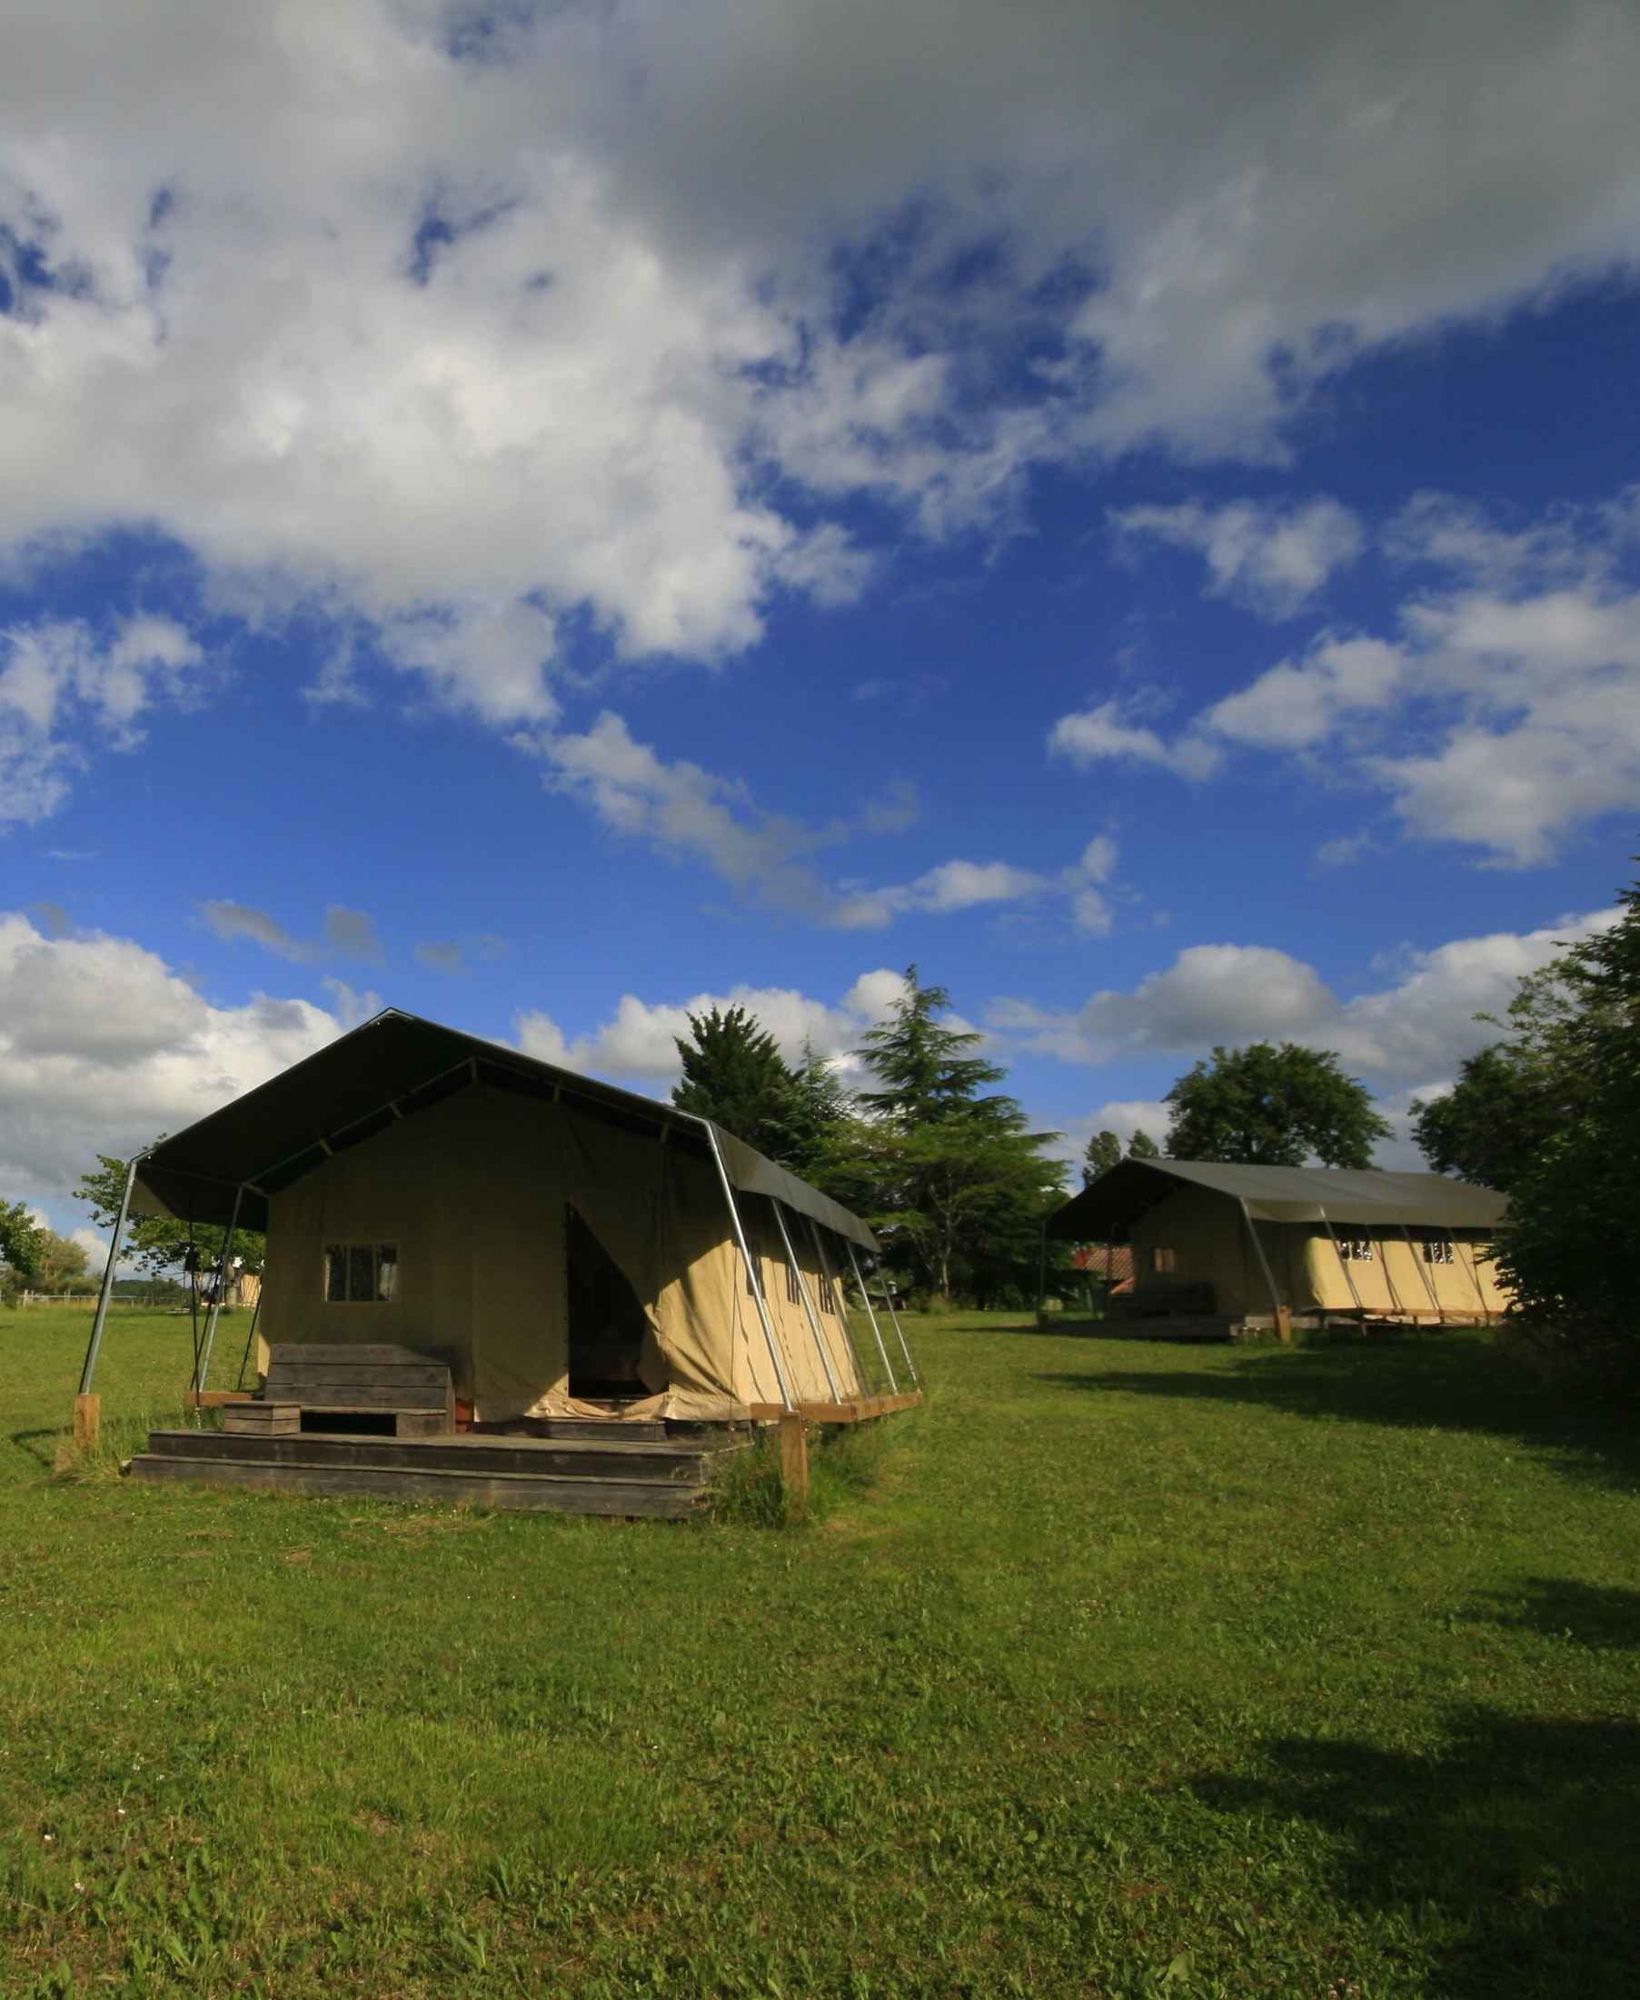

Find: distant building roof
<box><xmin>1047</xmin><ymin>1159</ymin><xmax>1507</xmax><ymax>1240</ymax></box>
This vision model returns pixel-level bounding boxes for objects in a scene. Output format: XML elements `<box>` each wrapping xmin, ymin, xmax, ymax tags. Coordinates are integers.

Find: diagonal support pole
<box><xmin>844</xmin><ymin>1240</ymin><xmax>897</xmax><ymax>1395</ymax></box>
<box><xmin>192</xmin><ymin>1183</ymin><xmax>244</xmax><ymax>1396</ymax></box>
<box><xmin>698</xmin><ymin>1123</ymin><xmax>792</xmax><ymax>1410</ymax></box>
<box><xmin>772</xmin><ymin>1199</ymin><xmax>840</xmax><ymax>1401</ymax></box>
<box><xmin>875</xmin><ymin>1258</ymin><xmax>918</xmax><ymax>1387</ymax></box>
<box><xmin>78</xmin><ymin>1154</ymin><xmax>140</xmax><ymax>1398</ymax></box>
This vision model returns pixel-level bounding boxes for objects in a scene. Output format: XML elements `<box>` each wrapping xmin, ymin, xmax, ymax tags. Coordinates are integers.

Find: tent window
<box><xmin>1422</xmin><ymin>1238</ymin><xmax>1456</xmax><ymax>1266</ymax></box>
<box><xmin>816</xmin><ymin>1268</ymin><xmax>838</xmax><ymax>1315</ymax></box>
<box><xmin>1337</xmin><ymin>1237</ymin><xmax>1375</xmax><ymax>1263</ymax></box>
<box><xmin>325</xmin><ymin>1243</ymin><xmax>399</xmax><ymax>1303</ymax></box>
<box><xmin>1150</xmin><ymin>1246</ymin><xmax>1177</xmax><ymax>1275</ymax></box>
<box><xmin>785</xmin><ymin>1258</ymin><xmax>801</xmax><ymax>1307</ymax></box>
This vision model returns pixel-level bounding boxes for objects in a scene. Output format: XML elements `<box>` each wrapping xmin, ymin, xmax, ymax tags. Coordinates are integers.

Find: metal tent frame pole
<box><xmin>875</xmin><ymin>1257</ymin><xmax>918</xmax><ymax>1387</ymax></box>
<box><xmin>1318</xmin><ymin>1208</ymin><xmax>1365</xmax><ymax>1323</ymax></box>
<box><xmin>805</xmin><ymin>1218</ymin><xmax>864</xmax><ymax>1398</ymax></box>
<box><xmin>1400</xmin><ymin>1225</ymin><xmax>1445</xmax><ymax>1323</ymax></box>
<box><xmin>78</xmin><ymin>1154</ymin><xmax>141</xmax><ymax>1398</ymax></box>
<box><xmin>772</xmin><ymin>1199</ymin><xmax>840</xmax><ymax>1401</ymax></box>
<box><xmin>698</xmin><ymin>1122</ymin><xmax>793</xmax><ymax>1411</ymax></box>
<box><xmin>844</xmin><ymin>1240</ymin><xmax>897</xmax><ymax>1394</ymax></box>
<box><xmin>192</xmin><ymin>1182</ymin><xmax>245</xmax><ymax>1395</ymax></box>
<box><xmin>1238</xmin><ymin>1197</ymin><xmax>1285</xmax><ymax>1329</ymax></box>
<box><xmin>234</xmin><ymin>1282</ymin><xmax>264</xmax><ymax>1391</ymax></box>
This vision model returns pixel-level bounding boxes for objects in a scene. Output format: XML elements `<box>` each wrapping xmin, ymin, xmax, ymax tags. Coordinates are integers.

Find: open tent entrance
<box><xmin>565</xmin><ymin>1203</ymin><xmax>655</xmax><ymax>1401</ymax></box>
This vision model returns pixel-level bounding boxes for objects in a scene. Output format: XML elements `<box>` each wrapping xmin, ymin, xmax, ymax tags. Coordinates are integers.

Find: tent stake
<box><xmin>699</xmin><ymin>1123</ymin><xmax>793</xmax><ymax>1411</ymax></box>
<box><xmin>77</xmin><ymin>1154</ymin><xmax>141</xmax><ymax>1431</ymax></box>
<box><xmin>772</xmin><ymin>1199</ymin><xmax>840</xmax><ymax>1401</ymax></box>
<box><xmin>844</xmin><ymin>1241</ymin><xmax>897</xmax><ymax>1395</ymax></box>
<box><xmin>192</xmin><ymin>1183</ymin><xmax>244</xmax><ymax>1396</ymax></box>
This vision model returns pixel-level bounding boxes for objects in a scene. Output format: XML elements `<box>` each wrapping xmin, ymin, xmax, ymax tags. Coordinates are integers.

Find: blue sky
<box><xmin>3</xmin><ymin>1</ymin><xmax>1637</xmax><ymax>1255</ymax></box>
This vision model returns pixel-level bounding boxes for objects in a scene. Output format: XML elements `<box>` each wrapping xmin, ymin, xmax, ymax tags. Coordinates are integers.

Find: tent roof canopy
<box><xmin>1047</xmin><ymin>1158</ymin><xmax>1507</xmax><ymax>1241</ymax></box>
<box><xmin>133</xmin><ymin>1007</ymin><xmax>877</xmax><ymax>1250</ymax></box>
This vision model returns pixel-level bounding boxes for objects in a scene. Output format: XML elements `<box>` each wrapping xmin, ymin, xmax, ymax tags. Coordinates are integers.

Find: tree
<box><xmin>1164</xmin><ymin>1043</ymin><xmax>1390</xmax><ymax>1167</ymax></box>
<box><xmin>1127</xmin><ymin>1129</ymin><xmax>1161</xmax><ymax>1160</ymax></box>
<box><xmin>784</xmin><ymin>1041</ymin><xmax>852</xmax><ymax>1179</ymax></box>
<box><xmin>671</xmin><ymin>1005</ymin><xmax>810</xmax><ymax>1163</ymax></box>
<box><xmin>32</xmin><ymin>1229</ymin><xmax>92</xmax><ymax>1294</ymax></box>
<box><xmin>1411</xmin><ymin>965</ymin><xmax>1595</xmax><ymax>1192</ymax></box>
<box><xmin>856</xmin><ymin>967</ymin><xmax>1008</xmax><ymax>1128</ymax></box>
<box><xmin>845</xmin><ymin>969</ymin><xmax>1064</xmax><ymax>1302</ymax></box>
<box><xmin>76</xmin><ymin>1155</ymin><xmax>266</xmax><ymax>1278</ymax></box>
<box><xmin>1493</xmin><ymin>873</ymin><xmax>1640</xmax><ymax>1371</ymax></box>
<box><xmin>1082</xmin><ymin>1129</ymin><xmax>1122</xmax><ymax>1186</ymax></box>
<box><xmin>0</xmin><ymin>1199</ymin><xmax>45</xmax><ymax>1291</ymax></box>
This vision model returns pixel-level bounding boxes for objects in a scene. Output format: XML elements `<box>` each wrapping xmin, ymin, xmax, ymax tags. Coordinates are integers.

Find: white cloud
<box><xmin>1202</xmin><ymin>636</ymin><xmax>1406</xmax><ymax>751</ymax></box>
<box><xmin>1048</xmin><ymin>699</ymin><xmax>1221</xmax><ymax>780</ymax></box>
<box><xmin>201</xmin><ymin>900</ymin><xmax>309</xmax><ymax>961</ymax></box>
<box><xmin>0</xmin><ymin>910</ymin><xmax>344</xmax><ymax>1199</ymax></box>
<box><xmin>1115</xmin><ymin>497</ymin><xmax>1364</xmax><ymax>615</ymax></box>
<box><xmin>1</xmin><ymin>0</ymin><xmax>1638</xmax><ymax>778</ymax></box>
<box><xmin>0</xmin><ymin>614</ymin><xmax>204</xmax><ymax>822</ymax></box>
<box><xmin>516</xmin><ymin>968</ymin><xmax>909</xmax><ymax>1092</ymax></box>
<box><xmin>831</xmin><ymin>858</ymin><xmax>1049</xmax><ymax>930</ymax></box>
<box><xmin>993</xmin><ymin>906</ymin><xmax>1618</xmax><ymax>1093</ymax></box>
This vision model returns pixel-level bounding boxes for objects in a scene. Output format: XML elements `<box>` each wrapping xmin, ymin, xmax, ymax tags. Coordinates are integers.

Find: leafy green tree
<box><xmin>76</xmin><ymin>1155</ymin><xmax>266</xmax><ymax>1278</ymax></box>
<box><xmin>1411</xmin><ymin>965</ymin><xmax>1595</xmax><ymax>1192</ymax></box>
<box><xmin>32</xmin><ymin>1229</ymin><xmax>92</xmax><ymax>1294</ymax></box>
<box><xmin>1494</xmin><ymin>875</ymin><xmax>1640</xmax><ymax>1370</ymax></box>
<box><xmin>1082</xmin><ymin>1129</ymin><xmax>1122</xmax><ymax>1186</ymax></box>
<box><xmin>0</xmin><ymin>1199</ymin><xmax>45</xmax><ymax>1290</ymax></box>
<box><xmin>671</xmin><ymin>1005</ymin><xmax>814</xmax><ymax>1163</ymax></box>
<box><xmin>856</xmin><ymin>967</ymin><xmax>1008</xmax><ymax>1128</ymax></box>
<box><xmin>843</xmin><ymin>969</ymin><xmax>1064</xmax><ymax>1302</ymax></box>
<box><xmin>1127</xmin><ymin>1129</ymin><xmax>1161</xmax><ymax>1160</ymax></box>
<box><xmin>1164</xmin><ymin>1043</ymin><xmax>1390</xmax><ymax>1167</ymax></box>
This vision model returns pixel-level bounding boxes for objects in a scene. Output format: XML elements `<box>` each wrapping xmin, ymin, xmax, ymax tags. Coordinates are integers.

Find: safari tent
<box><xmin>92</xmin><ymin>1010</ymin><xmax>912</xmax><ymax>1426</ymax></box>
<box><xmin>1047</xmin><ymin>1159</ymin><xmax>1510</xmax><ymax>1329</ymax></box>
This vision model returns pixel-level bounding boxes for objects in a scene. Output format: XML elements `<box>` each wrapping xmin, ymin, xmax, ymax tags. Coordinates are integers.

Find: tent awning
<box><xmin>1046</xmin><ymin>1157</ymin><xmax>1507</xmax><ymax>1241</ymax></box>
<box><xmin>131</xmin><ymin>1008</ymin><xmax>878</xmax><ymax>1250</ymax></box>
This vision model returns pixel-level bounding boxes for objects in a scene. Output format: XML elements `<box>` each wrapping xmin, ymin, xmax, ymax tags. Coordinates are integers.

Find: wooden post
<box><xmin>778</xmin><ymin>1411</ymin><xmax>809</xmax><ymax>1515</ymax></box>
<box><xmin>73</xmin><ymin>1393</ymin><xmax>100</xmax><ymax>1449</ymax></box>
<box><xmin>1273</xmin><ymin>1305</ymin><xmax>1292</xmax><ymax>1345</ymax></box>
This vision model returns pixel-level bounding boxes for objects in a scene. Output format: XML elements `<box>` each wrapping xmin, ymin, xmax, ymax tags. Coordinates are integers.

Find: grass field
<box><xmin>3</xmin><ymin>1306</ymin><xmax>1638</xmax><ymax>1998</ymax></box>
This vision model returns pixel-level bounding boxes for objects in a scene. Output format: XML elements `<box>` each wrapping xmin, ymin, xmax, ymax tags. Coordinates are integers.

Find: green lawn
<box><xmin>3</xmin><ymin>1306</ymin><xmax>1638</xmax><ymax>1998</ymax></box>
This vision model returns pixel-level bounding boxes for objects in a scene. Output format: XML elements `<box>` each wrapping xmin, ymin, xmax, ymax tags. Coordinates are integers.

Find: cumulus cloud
<box><xmin>0</xmin><ymin>614</ymin><xmax>205</xmax><ymax>822</ymax></box>
<box><xmin>516</xmin><ymin>968</ymin><xmax>909</xmax><ymax>1092</ymax></box>
<box><xmin>1</xmin><ymin>0</ymin><xmax>1638</xmax><ymax>787</ymax></box>
<box><xmin>1115</xmin><ymin>497</ymin><xmax>1364</xmax><ymax>615</ymax></box>
<box><xmin>0</xmin><ymin>910</ymin><xmax>343</xmax><ymax>1199</ymax></box>
<box><xmin>414</xmin><ymin>939</ymin><xmax>465</xmax><ymax>973</ymax></box>
<box><xmin>1058</xmin><ymin>487</ymin><xmax>1640</xmax><ymax>864</ymax></box>
<box><xmin>993</xmin><ymin>906</ymin><xmax>1617</xmax><ymax>1094</ymax></box>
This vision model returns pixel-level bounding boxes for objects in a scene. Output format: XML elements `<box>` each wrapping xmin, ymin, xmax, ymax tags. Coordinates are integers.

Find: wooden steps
<box><xmin>124</xmin><ymin>1422</ymin><xmax>743</xmax><ymax>1518</ymax></box>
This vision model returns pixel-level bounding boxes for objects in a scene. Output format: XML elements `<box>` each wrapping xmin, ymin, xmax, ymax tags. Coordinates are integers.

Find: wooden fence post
<box><xmin>1274</xmin><ymin>1306</ymin><xmax>1292</xmax><ymax>1345</ymax></box>
<box><xmin>778</xmin><ymin>1411</ymin><xmax>809</xmax><ymax>1515</ymax></box>
<box><xmin>73</xmin><ymin>1393</ymin><xmax>100</xmax><ymax>1449</ymax></box>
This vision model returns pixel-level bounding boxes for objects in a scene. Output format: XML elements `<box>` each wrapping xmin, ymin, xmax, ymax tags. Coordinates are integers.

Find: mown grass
<box><xmin>3</xmin><ymin>1305</ymin><xmax>1638</xmax><ymax>1998</ymax></box>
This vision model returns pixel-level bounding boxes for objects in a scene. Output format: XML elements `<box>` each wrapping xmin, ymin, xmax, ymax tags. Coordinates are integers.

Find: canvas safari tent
<box><xmin>1047</xmin><ymin>1159</ymin><xmax>1510</xmax><ymax>1327</ymax></box>
<box><xmin>98</xmin><ymin>1010</ymin><xmax>911</xmax><ymax>1424</ymax></box>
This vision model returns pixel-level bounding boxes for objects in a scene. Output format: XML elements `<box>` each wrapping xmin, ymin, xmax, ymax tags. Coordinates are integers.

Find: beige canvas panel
<box><xmin>261</xmin><ymin>1089</ymin><xmax>484</xmax><ymax>1391</ymax></box>
<box><xmin>1301</xmin><ymin>1227</ymin><xmax>1510</xmax><ymax>1314</ymax></box>
<box><xmin>1130</xmin><ymin>1183</ymin><xmax>1254</xmax><ymax>1316</ymax></box>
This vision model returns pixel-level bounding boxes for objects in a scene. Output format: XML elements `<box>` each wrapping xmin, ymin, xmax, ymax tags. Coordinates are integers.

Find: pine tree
<box><xmin>856</xmin><ymin>967</ymin><xmax>1008</xmax><ymax>1127</ymax></box>
<box><xmin>1127</xmin><ymin>1129</ymin><xmax>1160</xmax><ymax>1160</ymax></box>
<box><xmin>1082</xmin><ymin>1129</ymin><xmax>1123</xmax><ymax>1185</ymax></box>
<box><xmin>671</xmin><ymin>1006</ymin><xmax>803</xmax><ymax>1159</ymax></box>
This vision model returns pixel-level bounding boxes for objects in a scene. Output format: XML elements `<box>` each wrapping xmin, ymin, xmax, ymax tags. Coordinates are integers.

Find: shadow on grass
<box><xmin>1034</xmin><ymin>1339</ymin><xmax>1640</xmax><ymax>1491</ymax></box>
<box><xmin>8</xmin><ymin>1427</ymin><xmax>61</xmax><ymax>1472</ymax></box>
<box><xmin>1191</xmin><ymin>1709</ymin><xmax>1640</xmax><ymax>1999</ymax></box>
<box><xmin>1467</xmin><ymin>1577</ymin><xmax>1640</xmax><ymax>1652</ymax></box>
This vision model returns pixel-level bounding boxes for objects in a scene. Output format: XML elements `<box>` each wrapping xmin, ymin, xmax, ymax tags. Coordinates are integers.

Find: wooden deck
<box><xmin>124</xmin><ymin>1418</ymin><xmax>746</xmax><ymax>1518</ymax></box>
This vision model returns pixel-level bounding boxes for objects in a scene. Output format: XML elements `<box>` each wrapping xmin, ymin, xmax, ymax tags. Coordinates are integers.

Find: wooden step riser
<box><xmin>528</xmin><ymin>1418</ymin><xmax>670</xmax><ymax>1441</ymax></box>
<box><xmin>149</xmin><ymin>1430</ymin><xmax>719</xmax><ymax>1482</ymax></box>
<box><xmin>125</xmin><ymin>1455</ymin><xmax>703</xmax><ymax>1518</ymax></box>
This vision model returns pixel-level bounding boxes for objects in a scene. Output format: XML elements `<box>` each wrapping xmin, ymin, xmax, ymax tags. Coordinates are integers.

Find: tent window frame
<box><xmin>1422</xmin><ymin>1238</ymin><xmax>1456</xmax><ymax>1266</ymax></box>
<box><xmin>324</xmin><ymin>1242</ymin><xmax>399</xmax><ymax>1304</ymax></box>
<box><xmin>1150</xmin><ymin>1246</ymin><xmax>1178</xmax><ymax>1276</ymax></box>
<box><xmin>1336</xmin><ymin>1236</ymin><xmax>1375</xmax><ymax>1263</ymax></box>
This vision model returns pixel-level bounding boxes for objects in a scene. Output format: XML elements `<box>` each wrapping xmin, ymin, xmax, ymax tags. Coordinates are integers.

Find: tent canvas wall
<box><xmin>122</xmin><ymin>1010</ymin><xmax>883</xmax><ymax>1422</ymax></box>
<box><xmin>1048</xmin><ymin>1160</ymin><xmax>1510</xmax><ymax>1322</ymax></box>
